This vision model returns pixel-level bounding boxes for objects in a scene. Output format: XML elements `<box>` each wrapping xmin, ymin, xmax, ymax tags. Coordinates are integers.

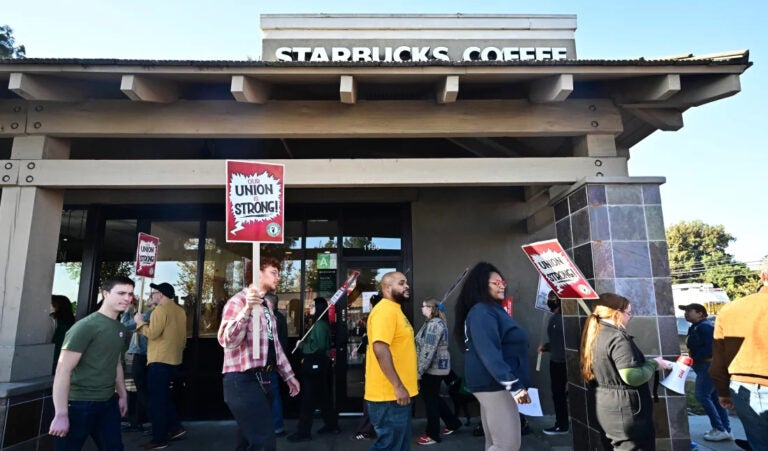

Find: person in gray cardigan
<box><xmin>415</xmin><ymin>297</ymin><xmax>462</xmax><ymax>445</ymax></box>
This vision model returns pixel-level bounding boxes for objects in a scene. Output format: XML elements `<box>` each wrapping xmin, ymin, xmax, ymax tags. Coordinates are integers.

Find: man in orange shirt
<box><xmin>710</xmin><ymin>257</ymin><xmax>768</xmax><ymax>449</ymax></box>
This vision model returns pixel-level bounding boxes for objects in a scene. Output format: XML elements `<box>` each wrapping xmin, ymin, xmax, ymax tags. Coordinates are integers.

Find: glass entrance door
<box><xmin>335</xmin><ymin>262</ymin><xmax>401</xmax><ymax>413</ymax></box>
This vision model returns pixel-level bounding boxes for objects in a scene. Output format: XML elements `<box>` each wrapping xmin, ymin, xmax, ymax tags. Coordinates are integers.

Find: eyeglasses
<box><xmin>489</xmin><ymin>279</ymin><xmax>507</xmax><ymax>288</ymax></box>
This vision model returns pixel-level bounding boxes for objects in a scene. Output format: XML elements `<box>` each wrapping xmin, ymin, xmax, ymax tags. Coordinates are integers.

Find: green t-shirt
<box><xmin>62</xmin><ymin>311</ymin><xmax>126</xmax><ymax>401</ymax></box>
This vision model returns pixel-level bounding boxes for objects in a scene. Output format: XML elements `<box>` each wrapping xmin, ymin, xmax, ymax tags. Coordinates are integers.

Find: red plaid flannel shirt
<box><xmin>217</xmin><ymin>289</ymin><xmax>295</xmax><ymax>381</ymax></box>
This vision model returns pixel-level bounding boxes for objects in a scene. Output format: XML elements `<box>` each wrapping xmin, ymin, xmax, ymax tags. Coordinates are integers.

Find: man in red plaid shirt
<box><xmin>218</xmin><ymin>257</ymin><xmax>300</xmax><ymax>450</ymax></box>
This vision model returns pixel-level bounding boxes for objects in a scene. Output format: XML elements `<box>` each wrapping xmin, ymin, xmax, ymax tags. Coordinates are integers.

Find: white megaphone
<box><xmin>660</xmin><ymin>355</ymin><xmax>693</xmax><ymax>394</ymax></box>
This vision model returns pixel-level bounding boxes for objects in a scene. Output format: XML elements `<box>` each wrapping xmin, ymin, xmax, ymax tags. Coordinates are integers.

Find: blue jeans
<box><xmin>730</xmin><ymin>381</ymin><xmax>768</xmax><ymax>450</ymax></box>
<box><xmin>147</xmin><ymin>363</ymin><xmax>182</xmax><ymax>444</ymax></box>
<box><xmin>223</xmin><ymin>371</ymin><xmax>275</xmax><ymax>451</ymax></box>
<box><xmin>693</xmin><ymin>362</ymin><xmax>730</xmax><ymax>432</ymax></box>
<box><xmin>54</xmin><ymin>396</ymin><xmax>123</xmax><ymax>451</ymax></box>
<box><xmin>269</xmin><ymin>371</ymin><xmax>284</xmax><ymax>433</ymax></box>
<box><xmin>367</xmin><ymin>400</ymin><xmax>412</xmax><ymax>451</ymax></box>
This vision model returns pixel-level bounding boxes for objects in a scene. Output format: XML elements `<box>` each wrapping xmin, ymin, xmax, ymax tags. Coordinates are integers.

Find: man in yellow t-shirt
<box><xmin>365</xmin><ymin>271</ymin><xmax>418</xmax><ymax>451</ymax></box>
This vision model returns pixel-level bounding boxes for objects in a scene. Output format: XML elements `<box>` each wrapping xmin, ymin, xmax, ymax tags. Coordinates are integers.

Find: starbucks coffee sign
<box><xmin>274</xmin><ymin>45</ymin><xmax>568</xmax><ymax>62</ymax></box>
<box><xmin>261</xmin><ymin>14</ymin><xmax>578</xmax><ymax>63</ymax></box>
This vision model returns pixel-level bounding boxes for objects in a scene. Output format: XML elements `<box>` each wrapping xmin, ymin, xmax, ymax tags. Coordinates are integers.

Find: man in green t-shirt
<box><xmin>49</xmin><ymin>276</ymin><xmax>133</xmax><ymax>450</ymax></box>
<box><xmin>365</xmin><ymin>271</ymin><xmax>418</xmax><ymax>451</ymax></box>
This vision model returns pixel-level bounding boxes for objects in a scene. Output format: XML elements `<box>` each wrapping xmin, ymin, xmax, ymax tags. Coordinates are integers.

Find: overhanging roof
<box><xmin>0</xmin><ymin>51</ymin><xmax>752</xmax><ymax>150</ymax></box>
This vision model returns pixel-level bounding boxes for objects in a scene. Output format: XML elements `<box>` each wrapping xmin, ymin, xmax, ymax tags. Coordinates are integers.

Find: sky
<box><xmin>6</xmin><ymin>0</ymin><xmax>768</xmax><ymax>267</ymax></box>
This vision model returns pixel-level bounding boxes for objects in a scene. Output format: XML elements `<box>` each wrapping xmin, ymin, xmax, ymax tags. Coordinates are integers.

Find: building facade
<box><xmin>0</xmin><ymin>14</ymin><xmax>751</xmax><ymax>450</ymax></box>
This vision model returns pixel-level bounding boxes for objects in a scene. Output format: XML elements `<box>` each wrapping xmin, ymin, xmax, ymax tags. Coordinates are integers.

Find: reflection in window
<box><xmin>200</xmin><ymin>221</ymin><xmax>302</xmax><ymax>338</ymax></box>
<box><xmin>53</xmin><ymin>209</ymin><xmax>88</xmax><ymax>310</ymax></box>
<box><xmin>99</xmin><ymin>219</ymin><xmax>138</xmax><ymax>309</ymax></box>
<box><xmin>148</xmin><ymin>222</ymin><xmax>200</xmax><ymax>338</ymax></box>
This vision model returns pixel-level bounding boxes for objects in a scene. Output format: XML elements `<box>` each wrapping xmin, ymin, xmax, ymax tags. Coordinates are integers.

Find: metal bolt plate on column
<box><xmin>0</xmin><ymin>160</ymin><xmax>19</xmax><ymax>185</ymax></box>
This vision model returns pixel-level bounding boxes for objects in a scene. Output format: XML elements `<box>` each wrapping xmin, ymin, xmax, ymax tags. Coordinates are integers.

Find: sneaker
<box><xmin>440</xmin><ymin>427</ymin><xmax>459</xmax><ymax>435</ymax></box>
<box><xmin>351</xmin><ymin>433</ymin><xmax>371</xmax><ymax>441</ymax></box>
<box><xmin>703</xmin><ymin>429</ymin><xmax>733</xmax><ymax>441</ymax></box>
<box><xmin>274</xmin><ymin>429</ymin><xmax>287</xmax><ymax>437</ymax></box>
<box><xmin>139</xmin><ymin>442</ymin><xmax>168</xmax><ymax>450</ymax></box>
<box><xmin>416</xmin><ymin>434</ymin><xmax>437</xmax><ymax>445</ymax></box>
<box><xmin>472</xmin><ymin>424</ymin><xmax>484</xmax><ymax>437</ymax></box>
<box><xmin>735</xmin><ymin>438</ymin><xmax>752</xmax><ymax>450</ymax></box>
<box><xmin>168</xmin><ymin>428</ymin><xmax>187</xmax><ymax>441</ymax></box>
<box><xmin>543</xmin><ymin>425</ymin><xmax>569</xmax><ymax>435</ymax></box>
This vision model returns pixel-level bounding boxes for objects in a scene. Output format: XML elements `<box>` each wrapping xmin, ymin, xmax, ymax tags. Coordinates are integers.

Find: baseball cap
<box><xmin>150</xmin><ymin>282</ymin><xmax>176</xmax><ymax>300</ymax></box>
<box><xmin>678</xmin><ymin>303</ymin><xmax>708</xmax><ymax>315</ymax></box>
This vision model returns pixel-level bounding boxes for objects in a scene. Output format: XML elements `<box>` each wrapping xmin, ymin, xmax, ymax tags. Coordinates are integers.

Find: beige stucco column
<box><xmin>0</xmin><ymin>136</ymin><xmax>69</xmax><ymax>382</ymax></box>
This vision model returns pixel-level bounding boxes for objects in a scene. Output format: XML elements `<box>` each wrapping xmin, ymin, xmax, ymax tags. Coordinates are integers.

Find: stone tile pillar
<box><xmin>553</xmin><ymin>177</ymin><xmax>689</xmax><ymax>451</ymax></box>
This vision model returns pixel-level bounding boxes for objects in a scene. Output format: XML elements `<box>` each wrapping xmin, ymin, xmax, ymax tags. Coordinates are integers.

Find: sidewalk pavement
<box><xmin>106</xmin><ymin>413</ymin><xmax>746</xmax><ymax>450</ymax></box>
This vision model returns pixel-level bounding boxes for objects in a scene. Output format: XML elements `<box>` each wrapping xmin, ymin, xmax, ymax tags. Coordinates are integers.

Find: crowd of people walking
<box><xmin>46</xmin><ymin>256</ymin><xmax>768</xmax><ymax>451</ymax></box>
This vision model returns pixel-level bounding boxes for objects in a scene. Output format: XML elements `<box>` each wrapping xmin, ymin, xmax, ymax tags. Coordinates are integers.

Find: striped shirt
<box><xmin>217</xmin><ymin>289</ymin><xmax>295</xmax><ymax>381</ymax></box>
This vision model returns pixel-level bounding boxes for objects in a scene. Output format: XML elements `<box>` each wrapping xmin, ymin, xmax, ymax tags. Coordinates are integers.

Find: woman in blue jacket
<box><xmin>454</xmin><ymin>262</ymin><xmax>531</xmax><ymax>451</ymax></box>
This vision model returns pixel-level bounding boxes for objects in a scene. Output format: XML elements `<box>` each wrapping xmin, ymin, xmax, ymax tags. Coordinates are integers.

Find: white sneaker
<box><xmin>703</xmin><ymin>429</ymin><xmax>733</xmax><ymax>441</ymax></box>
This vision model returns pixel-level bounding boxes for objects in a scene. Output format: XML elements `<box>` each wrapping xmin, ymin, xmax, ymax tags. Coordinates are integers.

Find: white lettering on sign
<box><xmin>137</xmin><ymin>239</ymin><xmax>157</xmax><ymax>271</ymax></box>
<box><xmin>531</xmin><ymin>249</ymin><xmax>579</xmax><ymax>292</ymax></box>
<box><xmin>228</xmin><ymin>170</ymin><xmax>282</xmax><ymax>236</ymax></box>
<box><xmin>275</xmin><ymin>46</ymin><xmax>568</xmax><ymax>62</ymax></box>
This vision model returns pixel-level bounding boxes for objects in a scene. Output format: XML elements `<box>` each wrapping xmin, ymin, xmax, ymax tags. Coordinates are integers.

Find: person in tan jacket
<box><xmin>135</xmin><ymin>282</ymin><xmax>187</xmax><ymax>450</ymax></box>
<box><xmin>710</xmin><ymin>257</ymin><xmax>768</xmax><ymax>450</ymax></box>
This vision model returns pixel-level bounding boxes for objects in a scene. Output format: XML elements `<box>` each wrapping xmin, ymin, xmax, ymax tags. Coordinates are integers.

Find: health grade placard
<box><xmin>225</xmin><ymin>160</ymin><xmax>285</xmax><ymax>243</ymax></box>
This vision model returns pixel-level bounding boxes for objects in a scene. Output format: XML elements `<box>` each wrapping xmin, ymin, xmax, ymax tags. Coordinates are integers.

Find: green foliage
<box><xmin>666</xmin><ymin>220</ymin><xmax>759</xmax><ymax>300</ymax></box>
<box><xmin>0</xmin><ymin>25</ymin><xmax>26</xmax><ymax>58</ymax></box>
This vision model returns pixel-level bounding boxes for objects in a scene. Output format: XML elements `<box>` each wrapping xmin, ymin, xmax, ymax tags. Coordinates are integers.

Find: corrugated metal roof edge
<box><xmin>0</xmin><ymin>54</ymin><xmax>751</xmax><ymax>68</ymax></box>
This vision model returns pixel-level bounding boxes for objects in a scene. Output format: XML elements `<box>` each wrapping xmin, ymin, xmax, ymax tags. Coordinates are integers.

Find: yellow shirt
<box><xmin>137</xmin><ymin>301</ymin><xmax>187</xmax><ymax>365</ymax></box>
<box><xmin>364</xmin><ymin>298</ymin><xmax>418</xmax><ymax>401</ymax></box>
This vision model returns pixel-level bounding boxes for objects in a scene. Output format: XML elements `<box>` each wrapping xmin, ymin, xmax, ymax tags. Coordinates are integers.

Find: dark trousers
<box><xmin>550</xmin><ymin>361</ymin><xmax>569</xmax><ymax>428</ymax></box>
<box><xmin>223</xmin><ymin>371</ymin><xmax>275</xmax><ymax>451</ymax></box>
<box><xmin>595</xmin><ymin>386</ymin><xmax>655</xmax><ymax>451</ymax></box>
<box><xmin>268</xmin><ymin>371</ymin><xmax>285</xmax><ymax>433</ymax></box>
<box><xmin>421</xmin><ymin>373</ymin><xmax>462</xmax><ymax>441</ymax></box>
<box><xmin>127</xmin><ymin>353</ymin><xmax>149</xmax><ymax>427</ymax></box>
<box><xmin>297</xmin><ymin>353</ymin><xmax>337</xmax><ymax>436</ymax></box>
<box><xmin>54</xmin><ymin>396</ymin><xmax>123</xmax><ymax>451</ymax></box>
<box><xmin>147</xmin><ymin>362</ymin><xmax>182</xmax><ymax>445</ymax></box>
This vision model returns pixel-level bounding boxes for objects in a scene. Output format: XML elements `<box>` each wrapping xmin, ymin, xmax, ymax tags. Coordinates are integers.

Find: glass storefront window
<box><xmin>53</xmin><ymin>209</ymin><xmax>88</xmax><ymax>310</ymax></box>
<box><xmin>200</xmin><ymin>221</ymin><xmax>302</xmax><ymax>338</ymax></box>
<box><xmin>100</xmin><ymin>219</ymin><xmax>138</xmax><ymax>303</ymax></box>
<box><xmin>147</xmin><ymin>221</ymin><xmax>200</xmax><ymax>338</ymax></box>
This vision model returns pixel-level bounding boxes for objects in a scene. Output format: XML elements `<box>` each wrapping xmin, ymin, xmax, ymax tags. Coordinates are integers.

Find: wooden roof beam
<box><xmin>11</xmin><ymin>157</ymin><xmax>629</xmax><ymax>189</ymax></box>
<box><xmin>436</xmin><ymin>75</ymin><xmax>459</xmax><ymax>104</ymax></box>
<box><xmin>231</xmin><ymin>75</ymin><xmax>270</xmax><ymax>103</ymax></box>
<box><xmin>340</xmin><ymin>75</ymin><xmax>357</xmax><ymax>104</ymax></box>
<box><xmin>120</xmin><ymin>74</ymin><xmax>179</xmax><ymax>103</ymax></box>
<box><xmin>8</xmin><ymin>73</ymin><xmax>88</xmax><ymax>101</ymax></box>
<box><xmin>625</xmin><ymin>108</ymin><xmax>684</xmax><ymax>131</ymax></box>
<box><xmin>614</xmin><ymin>74</ymin><xmax>681</xmax><ymax>104</ymax></box>
<box><xmin>529</xmin><ymin>74</ymin><xmax>573</xmax><ymax>103</ymax></box>
<box><xmin>18</xmin><ymin>98</ymin><xmax>622</xmax><ymax>138</ymax></box>
<box><xmin>667</xmin><ymin>74</ymin><xmax>740</xmax><ymax>107</ymax></box>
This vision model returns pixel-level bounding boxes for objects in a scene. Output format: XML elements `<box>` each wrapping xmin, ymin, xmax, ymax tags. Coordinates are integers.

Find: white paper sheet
<box><xmin>514</xmin><ymin>387</ymin><xmax>543</xmax><ymax>417</ymax></box>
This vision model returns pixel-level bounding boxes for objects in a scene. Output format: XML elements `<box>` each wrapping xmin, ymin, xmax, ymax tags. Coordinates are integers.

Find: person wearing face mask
<box><xmin>536</xmin><ymin>291</ymin><xmax>569</xmax><ymax>436</ymax></box>
<box><xmin>580</xmin><ymin>293</ymin><xmax>672</xmax><ymax>450</ymax></box>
